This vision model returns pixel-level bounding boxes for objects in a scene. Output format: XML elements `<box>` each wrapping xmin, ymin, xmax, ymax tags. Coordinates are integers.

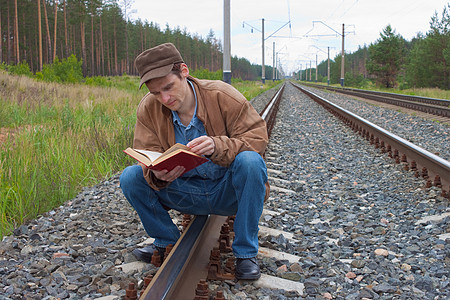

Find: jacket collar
<box><xmin>187</xmin><ymin>76</ymin><xmax>208</xmax><ymax>126</ymax></box>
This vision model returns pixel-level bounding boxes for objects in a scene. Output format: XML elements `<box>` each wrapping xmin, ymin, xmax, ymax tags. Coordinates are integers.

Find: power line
<box><xmin>338</xmin><ymin>0</ymin><xmax>360</xmax><ymax>19</ymax></box>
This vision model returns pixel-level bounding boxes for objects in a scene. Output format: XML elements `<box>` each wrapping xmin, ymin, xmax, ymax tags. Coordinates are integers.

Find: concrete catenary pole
<box><xmin>327</xmin><ymin>47</ymin><xmax>330</xmax><ymax>85</ymax></box>
<box><xmin>309</xmin><ymin>60</ymin><xmax>312</xmax><ymax>82</ymax></box>
<box><xmin>223</xmin><ymin>0</ymin><xmax>231</xmax><ymax>84</ymax></box>
<box><xmin>340</xmin><ymin>23</ymin><xmax>345</xmax><ymax>87</ymax></box>
<box><xmin>261</xmin><ymin>18</ymin><xmax>265</xmax><ymax>84</ymax></box>
<box><xmin>315</xmin><ymin>53</ymin><xmax>318</xmax><ymax>82</ymax></box>
<box><xmin>299</xmin><ymin>64</ymin><xmax>302</xmax><ymax>81</ymax></box>
<box><xmin>272</xmin><ymin>42</ymin><xmax>275</xmax><ymax>82</ymax></box>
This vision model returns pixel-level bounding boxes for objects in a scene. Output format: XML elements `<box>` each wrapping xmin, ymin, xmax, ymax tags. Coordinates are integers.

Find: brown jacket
<box><xmin>133</xmin><ymin>76</ymin><xmax>269</xmax><ymax>197</ymax></box>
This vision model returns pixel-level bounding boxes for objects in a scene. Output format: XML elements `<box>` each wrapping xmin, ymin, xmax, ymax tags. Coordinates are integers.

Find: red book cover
<box><xmin>148</xmin><ymin>150</ymin><xmax>208</xmax><ymax>174</ymax></box>
<box><xmin>124</xmin><ymin>144</ymin><xmax>208</xmax><ymax>175</ymax></box>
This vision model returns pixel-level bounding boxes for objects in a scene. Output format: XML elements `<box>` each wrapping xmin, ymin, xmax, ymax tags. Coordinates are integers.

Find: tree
<box><xmin>367</xmin><ymin>25</ymin><xmax>405</xmax><ymax>88</ymax></box>
<box><xmin>38</xmin><ymin>0</ymin><xmax>43</xmax><ymax>70</ymax></box>
<box><xmin>406</xmin><ymin>5</ymin><xmax>449</xmax><ymax>89</ymax></box>
<box><xmin>14</xmin><ymin>0</ymin><xmax>19</xmax><ymax>63</ymax></box>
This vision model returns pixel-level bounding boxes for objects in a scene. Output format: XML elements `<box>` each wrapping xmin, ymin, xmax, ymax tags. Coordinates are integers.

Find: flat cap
<box><xmin>135</xmin><ymin>43</ymin><xmax>184</xmax><ymax>88</ymax></box>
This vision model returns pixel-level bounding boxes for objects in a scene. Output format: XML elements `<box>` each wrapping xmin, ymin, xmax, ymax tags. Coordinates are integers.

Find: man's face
<box><xmin>145</xmin><ymin>65</ymin><xmax>189</xmax><ymax>112</ymax></box>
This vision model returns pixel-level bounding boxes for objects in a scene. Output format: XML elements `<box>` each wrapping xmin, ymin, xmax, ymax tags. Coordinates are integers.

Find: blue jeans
<box><xmin>120</xmin><ymin>151</ymin><xmax>267</xmax><ymax>258</ymax></box>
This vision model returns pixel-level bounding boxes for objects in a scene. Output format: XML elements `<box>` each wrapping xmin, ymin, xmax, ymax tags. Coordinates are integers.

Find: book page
<box><xmin>134</xmin><ymin>149</ymin><xmax>162</xmax><ymax>163</ymax></box>
<box><xmin>161</xmin><ymin>143</ymin><xmax>191</xmax><ymax>158</ymax></box>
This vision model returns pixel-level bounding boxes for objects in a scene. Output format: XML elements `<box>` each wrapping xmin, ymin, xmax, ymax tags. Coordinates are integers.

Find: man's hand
<box><xmin>187</xmin><ymin>136</ymin><xmax>215</xmax><ymax>156</ymax></box>
<box><xmin>152</xmin><ymin>166</ymin><xmax>185</xmax><ymax>182</ymax></box>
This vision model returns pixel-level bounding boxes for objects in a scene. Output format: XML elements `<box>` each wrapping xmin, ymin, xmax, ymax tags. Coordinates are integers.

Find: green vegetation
<box><xmin>232</xmin><ymin>80</ymin><xmax>280</xmax><ymax>100</ymax></box>
<box><xmin>0</xmin><ymin>70</ymin><xmax>276</xmax><ymax>238</ymax></box>
<box><xmin>366</xmin><ymin>25</ymin><xmax>405</xmax><ymax>88</ymax></box>
<box><xmin>0</xmin><ymin>0</ymin><xmax>273</xmax><ymax>82</ymax></box>
<box><xmin>304</xmin><ymin>81</ymin><xmax>450</xmax><ymax>100</ymax></box>
<box><xmin>297</xmin><ymin>4</ymin><xmax>450</xmax><ymax>92</ymax></box>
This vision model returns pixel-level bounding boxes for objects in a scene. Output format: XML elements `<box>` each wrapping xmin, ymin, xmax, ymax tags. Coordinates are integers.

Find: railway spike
<box><xmin>194</xmin><ymin>279</ymin><xmax>209</xmax><ymax>300</ymax></box>
<box><xmin>207</xmin><ymin>247</ymin><xmax>234</xmax><ymax>280</ymax></box>
<box><xmin>227</xmin><ymin>216</ymin><xmax>235</xmax><ymax>238</ymax></box>
<box><xmin>151</xmin><ymin>252</ymin><xmax>162</xmax><ymax>267</ymax></box>
<box><xmin>224</xmin><ymin>257</ymin><xmax>236</xmax><ymax>274</ymax></box>
<box><xmin>213</xmin><ymin>291</ymin><xmax>226</xmax><ymax>300</ymax></box>
<box><xmin>375</xmin><ymin>137</ymin><xmax>380</xmax><ymax>148</ymax></box>
<box><xmin>380</xmin><ymin>141</ymin><xmax>386</xmax><ymax>153</ymax></box>
<box><xmin>401</xmin><ymin>155</ymin><xmax>408</xmax><ymax>170</ymax></box>
<box><xmin>393</xmin><ymin>149</ymin><xmax>399</xmax><ymax>159</ymax></box>
<box><xmin>140</xmin><ymin>275</ymin><xmax>153</xmax><ymax>298</ymax></box>
<box><xmin>401</xmin><ymin>154</ymin><xmax>407</xmax><ymax>163</ymax></box>
<box><xmin>441</xmin><ymin>190</ymin><xmax>449</xmax><ymax>199</ymax></box>
<box><xmin>125</xmin><ymin>282</ymin><xmax>137</xmax><ymax>300</ymax></box>
<box><xmin>227</xmin><ymin>216</ymin><xmax>235</xmax><ymax>231</ymax></box>
<box><xmin>433</xmin><ymin>175</ymin><xmax>442</xmax><ymax>188</ymax></box>
<box><xmin>182</xmin><ymin>214</ymin><xmax>192</xmax><ymax>230</ymax></box>
<box><xmin>164</xmin><ymin>244</ymin><xmax>173</xmax><ymax>260</ymax></box>
<box><xmin>410</xmin><ymin>161</ymin><xmax>417</xmax><ymax>171</ymax></box>
<box><xmin>387</xmin><ymin>145</ymin><xmax>392</xmax><ymax>158</ymax></box>
<box><xmin>426</xmin><ymin>180</ymin><xmax>432</xmax><ymax>188</ymax></box>
<box><xmin>218</xmin><ymin>224</ymin><xmax>232</xmax><ymax>253</ymax></box>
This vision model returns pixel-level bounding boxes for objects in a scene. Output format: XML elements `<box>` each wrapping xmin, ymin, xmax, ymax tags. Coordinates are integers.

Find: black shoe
<box><xmin>132</xmin><ymin>244</ymin><xmax>165</xmax><ymax>263</ymax></box>
<box><xmin>235</xmin><ymin>257</ymin><xmax>261</xmax><ymax>280</ymax></box>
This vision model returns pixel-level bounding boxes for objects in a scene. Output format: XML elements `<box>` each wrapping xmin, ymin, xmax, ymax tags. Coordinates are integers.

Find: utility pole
<box><xmin>327</xmin><ymin>47</ymin><xmax>330</xmax><ymax>85</ymax></box>
<box><xmin>340</xmin><ymin>23</ymin><xmax>345</xmax><ymax>87</ymax></box>
<box><xmin>309</xmin><ymin>60</ymin><xmax>312</xmax><ymax>82</ymax></box>
<box><xmin>306</xmin><ymin>62</ymin><xmax>308</xmax><ymax>81</ymax></box>
<box><xmin>272</xmin><ymin>42</ymin><xmax>275</xmax><ymax>82</ymax></box>
<box><xmin>275</xmin><ymin>52</ymin><xmax>278</xmax><ymax>80</ymax></box>
<box><xmin>315</xmin><ymin>53</ymin><xmax>318</xmax><ymax>82</ymax></box>
<box><xmin>243</xmin><ymin>18</ymin><xmax>290</xmax><ymax>84</ymax></box>
<box><xmin>305</xmin><ymin>21</ymin><xmax>353</xmax><ymax>86</ymax></box>
<box><xmin>223</xmin><ymin>0</ymin><xmax>231</xmax><ymax>84</ymax></box>
<box><xmin>299</xmin><ymin>64</ymin><xmax>302</xmax><ymax>81</ymax></box>
<box><xmin>261</xmin><ymin>18</ymin><xmax>265</xmax><ymax>84</ymax></box>
<box><xmin>311</xmin><ymin>45</ymin><xmax>332</xmax><ymax>85</ymax></box>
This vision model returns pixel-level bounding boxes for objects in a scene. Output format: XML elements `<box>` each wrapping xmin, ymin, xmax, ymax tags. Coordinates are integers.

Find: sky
<box><xmin>131</xmin><ymin>0</ymin><xmax>449</xmax><ymax>75</ymax></box>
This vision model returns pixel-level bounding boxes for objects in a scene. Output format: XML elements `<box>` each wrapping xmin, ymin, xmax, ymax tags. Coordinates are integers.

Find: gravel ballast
<box><xmin>0</xmin><ymin>82</ymin><xmax>448</xmax><ymax>299</ymax></box>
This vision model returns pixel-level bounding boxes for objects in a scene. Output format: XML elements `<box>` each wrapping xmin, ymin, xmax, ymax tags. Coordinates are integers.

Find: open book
<box><xmin>124</xmin><ymin>143</ymin><xmax>208</xmax><ymax>174</ymax></box>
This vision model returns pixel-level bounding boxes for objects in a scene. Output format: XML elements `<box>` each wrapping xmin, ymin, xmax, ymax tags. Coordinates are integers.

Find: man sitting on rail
<box><xmin>119</xmin><ymin>43</ymin><xmax>269</xmax><ymax>280</ymax></box>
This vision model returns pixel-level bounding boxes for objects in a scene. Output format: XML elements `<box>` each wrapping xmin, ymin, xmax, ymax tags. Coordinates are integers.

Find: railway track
<box><xmin>1</xmin><ymin>81</ymin><xmax>448</xmax><ymax>299</ymax></box>
<box><xmin>292</xmin><ymin>83</ymin><xmax>450</xmax><ymax>199</ymax></box>
<box><xmin>300</xmin><ymin>82</ymin><xmax>450</xmax><ymax>124</ymax></box>
<box><xmin>135</xmin><ymin>84</ymin><xmax>287</xmax><ymax>299</ymax></box>
<box><xmin>124</xmin><ymin>82</ymin><xmax>450</xmax><ymax>299</ymax></box>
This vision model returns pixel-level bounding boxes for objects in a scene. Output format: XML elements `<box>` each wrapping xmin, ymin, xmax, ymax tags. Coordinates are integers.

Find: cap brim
<box><xmin>139</xmin><ymin>63</ymin><xmax>174</xmax><ymax>89</ymax></box>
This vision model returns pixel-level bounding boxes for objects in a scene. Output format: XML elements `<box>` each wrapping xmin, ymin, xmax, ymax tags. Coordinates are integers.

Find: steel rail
<box><xmin>140</xmin><ymin>83</ymin><xmax>286</xmax><ymax>299</ymax></box>
<box><xmin>301</xmin><ymin>83</ymin><xmax>450</xmax><ymax>118</ymax></box>
<box><xmin>292</xmin><ymin>82</ymin><xmax>450</xmax><ymax>198</ymax></box>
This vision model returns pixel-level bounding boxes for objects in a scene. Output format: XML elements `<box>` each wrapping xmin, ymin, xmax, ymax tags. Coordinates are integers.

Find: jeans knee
<box><xmin>120</xmin><ymin>165</ymin><xmax>143</xmax><ymax>190</ymax></box>
<box><xmin>233</xmin><ymin>151</ymin><xmax>266</xmax><ymax>176</ymax></box>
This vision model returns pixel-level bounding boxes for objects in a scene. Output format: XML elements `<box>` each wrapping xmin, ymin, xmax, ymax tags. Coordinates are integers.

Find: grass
<box><xmin>232</xmin><ymin>79</ymin><xmax>280</xmax><ymax>100</ymax></box>
<box><xmin>394</xmin><ymin>87</ymin><xmax>450</xmax><ymax>100</ymax></box>
<box><xmin>298</xmin><ymin>80</ymin><xmax>450</xmax><ymax>100</ymax></box>
<box><xmin>0</xmin><ymin>71</ymin><xmax>278</xmax><ymax>238</ymax></box>
<box><xmin>0</xmin><ymin>71</ymin><xmax>141</xmax><ymax>238</ymax></box>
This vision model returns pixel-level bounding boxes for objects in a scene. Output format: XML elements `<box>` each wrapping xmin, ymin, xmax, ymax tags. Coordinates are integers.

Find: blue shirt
<box><xmin>171</xmin><ymin>80</ymin><xmax>227</xmax><ymax>180</ymax></box>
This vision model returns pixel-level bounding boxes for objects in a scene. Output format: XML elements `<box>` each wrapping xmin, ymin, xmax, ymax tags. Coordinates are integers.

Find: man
<box><xmin>120</xmin><ymin>43</ymin><xmax>269</xmax><ymax>280</ymax></box>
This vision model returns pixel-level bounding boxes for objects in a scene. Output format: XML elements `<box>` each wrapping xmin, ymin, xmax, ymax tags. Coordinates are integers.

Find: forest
<box><xmin>303</xmin><ymin>4</ymin><xmax>449</xmax><ymax>90</ymax></box>
<box><xmin>0</xmin><ymin>0</ymin><xmax>272</xmax><ymax>81</ymax></box>
<box><xmin>0</xmin><ymin>1</ymin><xmax>448</xmax><ymax>89</ymax></box>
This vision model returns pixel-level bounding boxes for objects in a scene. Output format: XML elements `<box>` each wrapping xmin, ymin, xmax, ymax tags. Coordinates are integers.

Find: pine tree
<box><xmin>367</xmin><ymin>25</ymin><xmax>405</xmax><ymax>88</ymax></box>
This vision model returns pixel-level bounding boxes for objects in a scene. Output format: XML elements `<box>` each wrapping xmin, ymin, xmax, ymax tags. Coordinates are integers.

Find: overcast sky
<box><xmin>131</xmin><ymin>0</ymin><xmax>449</xmax><ymax>74</ymax></box>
